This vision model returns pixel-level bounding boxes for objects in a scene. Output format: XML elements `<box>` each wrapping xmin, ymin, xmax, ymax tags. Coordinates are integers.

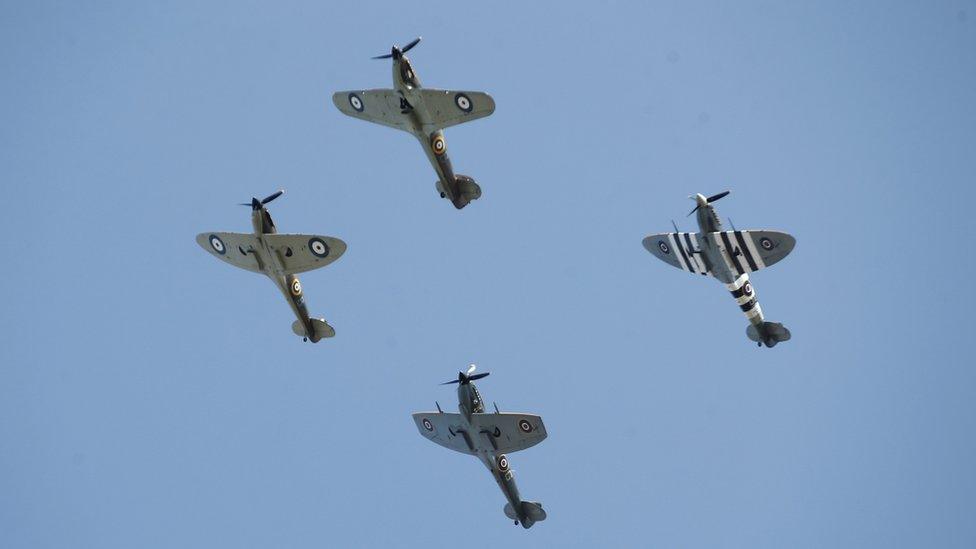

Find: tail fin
<box><xmin>503</xmin><ymin>501</ymin><xmax>547</xmax><ymax>529</ymax></box>
<box><xmin>291</xmin><ymin>318</ymin><xmax>335</xmax><ymax>342</ymax></box>
<box><xmin>746</xmin><ymin>322</ymin><xmax>791</xmax><ymax>348</ymax></box>
<box><xmin>438</xmin><ymin>174</ymin><xmax>481</xmax><ymax>209</ymax></box>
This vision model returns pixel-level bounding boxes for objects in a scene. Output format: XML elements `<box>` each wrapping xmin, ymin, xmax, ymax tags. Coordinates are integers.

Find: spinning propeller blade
<box><xmin>441</xmin><ymin>363</ymin><xmax>490</xmax><ymax>385</ymax></box>
<box><xmin>372</xmin><ymin>37</ymin><xmax>421</xmax><ymax>59</ymax></box>
<box><xmin>687</xmin><ymin>190</ymin><xmax>730</xmax><ymax>216</ymax></box>
<box><xmin>240</xmin><ymin>189</ymin><xmax>284</xmax><ymax>210</ymax></box>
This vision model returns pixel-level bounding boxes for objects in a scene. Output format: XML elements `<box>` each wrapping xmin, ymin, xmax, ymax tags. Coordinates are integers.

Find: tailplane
<box><xmin>437</xmin><ymin>174</ymin><xmax>481</xmax><ymax>209</ymax></box>
<box><xmin>291</xmin><ymin>318</ymin><xmax>336</xmax><ymax>342</ymax></box>
<box><xmin>746</xmin><ymin>322</ymin><xmax>791</xmax><ymax>348</ymax></box>
<box><xmin>503</xmin><ymin>501</ymin><xmax>547</xmax><ymax>529</ymax></box>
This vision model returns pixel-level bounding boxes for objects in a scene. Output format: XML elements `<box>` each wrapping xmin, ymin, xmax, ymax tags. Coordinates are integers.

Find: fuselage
<box><xmin>249</xmin><ymin>206</ymin><xmax>319</xmax><ymax>342</ymax></box>
<box><xmin>389</xmin><ymin>54</ymin><xmax>461</xmax><ymax>206</ymax></box>
<box><xmin>455</xmin><ymin>382</ymin><xmax>527</xmax><ymax>524</ymax></box>
<box><xmin>691</xmin><ymin>195</ymin><xmax>768</xmax><ymax>338</ymax></box>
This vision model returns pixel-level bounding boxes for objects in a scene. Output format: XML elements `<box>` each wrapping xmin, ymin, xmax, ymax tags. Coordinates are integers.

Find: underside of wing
<box><xmin>262</xmin><ymin>234</ymin><xmax>347</xmax><ymax>275</ymax></box>
<box><xmin>412</xmin><ymin>413</ymin><xmax>477</xmax><ymax>455</ymax></box>
<box><xmin>713</xmin><ymin>230</ymin><xmax>796</xmax><ymax>275</ymax></box>
<box><xmin>470</xmin><ymin>413</ymin><xmax>547</xmax><ymax>454</ymax></box>
<box><xmin>332</xmin><ymin>89</ymin><xmax>409</xmax><ymax>131</ymax></box>
<box><xmin>642</xmin><ymin>232</ymin><xmax>710</xmax><ymax>276</ymax></box>
<box><xmin>196</xmin><ymin>232</ymin><xmax>263</xmax><ymax>273</ymax></box>
<box><xmin>416</xmin><ymin>89</ymin><xmax>495</xmax><ymax>132</ymax></box>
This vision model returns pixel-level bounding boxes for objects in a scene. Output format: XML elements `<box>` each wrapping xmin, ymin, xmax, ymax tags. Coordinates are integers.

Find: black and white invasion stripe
<box><xmin>726</xmin><ymin>274</ymin><xmax>764</xmax><ymax>321</ymax></box>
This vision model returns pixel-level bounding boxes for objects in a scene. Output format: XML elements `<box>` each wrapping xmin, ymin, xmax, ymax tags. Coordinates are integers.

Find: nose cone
<box><xmin>693</xmin><ymin>193</ymin><xmax>708</xmax><ymax>207</ymax></box>
<box><xmin>391</xmin><ymin>46</ymin><xmax>401</xmax><ymax>60</ymax></box>
<box><xmin>251</xmin><ymin>197</ymin><xmax>261</xmax><ymax>210</ymax></box>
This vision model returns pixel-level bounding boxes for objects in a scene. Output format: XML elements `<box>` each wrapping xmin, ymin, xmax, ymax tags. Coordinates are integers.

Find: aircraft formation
<box><xmin>195</xmin><ymin>37</ymin><xmax>797</xmax><ymax>528</ymax></box>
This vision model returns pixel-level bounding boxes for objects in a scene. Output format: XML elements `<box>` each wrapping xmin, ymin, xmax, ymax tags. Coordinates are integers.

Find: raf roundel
<box><xmin>422</xmin><ymin>418</ymin><xmax>434</xmax><ymax>432</ymax></box>
<box><xmin>658</xmin><ymin>240</ymin><xmax>670</xmax><ymax>254</ymax></box>
<box><xmin>454</xmin><ymin>93</ymin><xmax>473</xmax><ymax>113</ymax></box>
<box><xmin>209</xmin><ymin>234</ymin><xmax>226</xmax><ymax>255</ymax></box>
<box><xmin>432</xmin><ymin>135</ymin><xmax>447</xmax><ymax>155</ymax></box>
<box><xmin>308</xmin><ymin>237</ymin><xmax>330</xmax><ymax>258</ymax></box>
<box><xmin>497</xmin><ymin>454</ymin><xmax>509</xmax><ymax>471</ymax></box>
<box><xmin>518</xmin><ymin>419</ymin><xmax>534</xmax><ymax>433</ymax></box>
<box><xmin>348</xmin><ymin>93</ymin><xmax>364</xmax><ymax>112</ymax></box>
<box><xmin>290</xmin><ymin>278</ymin><xmax>302</xmax><ymax>297</ymax></box>
<box><xmin>743</xmin><ymin>282</ymin><xmax>753</xmax><ymax>296</ymax></box>
<box><xmin>759</xmin><ymin>237</ymin><xmax>774</xmax><ymax>251</ymax></box>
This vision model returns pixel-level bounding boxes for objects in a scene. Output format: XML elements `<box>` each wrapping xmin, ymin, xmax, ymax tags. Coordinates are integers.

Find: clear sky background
<box><xmin>2</xmin><ymin>1</ymin><xmax>974</xmax><ymax>547</ymax></box>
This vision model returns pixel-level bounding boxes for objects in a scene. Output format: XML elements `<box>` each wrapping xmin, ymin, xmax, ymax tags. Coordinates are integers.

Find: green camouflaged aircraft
<box><xmin>332</xmin><ymin>37</ymin><xmax>495</xmax><ymax>209</ymax></box>
<box><xmin>412</xmin><ymin>365</ymin><xmax>548</xmax><ymax>529</ymax></box>
<box><xmin>196</xmin><ymin>190</ymin><xmax>346</xmax><ymax>342</ymax></box>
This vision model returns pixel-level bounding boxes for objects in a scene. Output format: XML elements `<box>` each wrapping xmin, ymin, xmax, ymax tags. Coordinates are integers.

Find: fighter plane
<box><xmin>642</xmin><ymin>191</ymin><xmax>796</xmax><ymax>347</ymax></box>
<box><xmin>196</xmin><ymin>190</ymin><xmax>346</xmax><ymax>342</ymax></box>
<box><xmin>412</xmin><ymin>365</ymin><xmax>548</xmax><ymax>528</ymax></box>
<box><xmin>332</xmin><ymin>37</ymin><xmax>495</xmax><ymax>210</ymax></box>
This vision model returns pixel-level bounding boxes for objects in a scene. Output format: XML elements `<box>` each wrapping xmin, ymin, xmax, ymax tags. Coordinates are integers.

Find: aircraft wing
<box><xmin>412</xmin><ymin>413</ymin><xmax>477</xmax><ymax>455</ymax></box>
<box><xmin>196</xmin><ymin>232</ymin><xmax>263</xmax><ymax>274</ymax></box>
<box><xmin>710</xmin><ymin>230</ymin><xmax>796</xmax><ymax>276</ymax></box>
<box><xmin>642</xmin><ymin>232</ymin><xmax>710</xmax><ymax>276</ymax></box>
<box><xmin>416</xmin><ymin>89</ymin><xmax>495</xmax><ymax>131</ymax></box>
<box><xmin>332</xmin><ymin>89</ymin><xmax>410</xmax><ymax>131</ymax></box>
<box><xmin>262</xmin><ymin>234</ymin><xmax>347</xmax><ymax>275</ymax></box>
<box><xmin>470</xmin><ymin>413</ymin><xmax>547</xmax><ymax>454</ymax></box>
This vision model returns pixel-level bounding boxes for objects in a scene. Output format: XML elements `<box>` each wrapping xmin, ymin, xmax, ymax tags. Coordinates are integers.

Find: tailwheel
<box><xmin>440</xmin><ymin>192</ymin><xmax>446</xmax><ymax>198</ymax></box>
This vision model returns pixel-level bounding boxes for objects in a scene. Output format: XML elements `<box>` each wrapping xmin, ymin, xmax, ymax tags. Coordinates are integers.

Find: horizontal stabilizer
<box><xmin>292</xmin><ymin>318</ymin><xmax>335</xmax><ymax>342</ymax></box>
<box><xmin>452</xmin><ymin>175</ymin><xmax>481</xmax><ymax>209</ymax></box>
<box><xmin>504</xmin><ymin>501</ymin><xmax>547</xmax><ymax>529</ymax></box>
<box><xmin>746</xmin><ymin>321</ymin><xmax>791</xmax><ymax>348</ymax></box>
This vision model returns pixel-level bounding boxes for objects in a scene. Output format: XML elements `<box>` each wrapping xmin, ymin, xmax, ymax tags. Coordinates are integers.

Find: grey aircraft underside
<box><xmin>196</xmin><ymin>190</ymin><xmax>346</xmax><ymax>342</ymax></box>
<box><xmin>332</xmin><ymin>37</ymin><xmax>495</xmax><ymax>209</ymax></box>
<box><xmin>642</xmin><ymin>191</ymin><xmax>796</xmax><ymax>347</ymax></box>
<box><xmin>412</xmin><ymin>365</ymin><xmax>548</xmax><ymax>529</ymax></box>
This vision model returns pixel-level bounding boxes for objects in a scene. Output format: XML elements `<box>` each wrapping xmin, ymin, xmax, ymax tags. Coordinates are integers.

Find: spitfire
<box><xmin>332</xmin><ymin>37</ymin><xmax>496</xmax><ymax>209</ymax></box>
<box><xmin>196</xmin><ymin>190</ymin><xmax>347</xmax><ymax>342</ymax></box>
<box><xmin>642</xmin><ymin>191</ymin><xmax>796</xmax><ymax>347</ymax></box>
<box><xmin>412</xmin><ymin>365</ymin><xmax>548</xmax><ymax>529</ymax></box>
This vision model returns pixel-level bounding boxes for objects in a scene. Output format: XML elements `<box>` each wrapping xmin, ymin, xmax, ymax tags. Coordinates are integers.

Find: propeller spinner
<box><xmin>372</xmin><ymin>36</ymin><xmax>421</xmax><ymax>60</ymax></box>
<box><xmin>441</xmin><ymin>363</ymin><xmax>490</xmax><ymax>385</ymax></box>
<box><xmin>687</xmin><ymin>190</ymin><xmax>730</xmax><ymax>216</ymax></box>
<box><xmin>239</xmin><ymin>189</ymin><xmax>284</xmax><ymax>210</ymax></box>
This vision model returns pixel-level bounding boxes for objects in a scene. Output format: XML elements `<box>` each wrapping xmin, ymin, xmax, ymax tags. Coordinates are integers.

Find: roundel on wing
<box><xmin>308</xmin><ymin>237</ymin><xmax>330</xmax><ymax>258</ymax></box>
<box><xmin>658</xmin><ymin>240</ymin><xmax>670</xmax><ymax>254</ymax></box>
<box><xmin>209</xmin><ymin>234</ymin><xmax>226</xmax><ymax>255</ymax></box>
<box><xmin>496</xmin><ymin>454</ymin><xmax>509</xmax><ymax>471</ymax></box>
<box><xmin>290</xmin><ymin>278</ymin><xmax>302</xmax><ymax>297</ymax></box>
<box><xmin>743</xmin><ymin>282</ymin><xmax>753</xmax><ymax>296</ymax></box>
<box><xmin>759</xmin><ymin>237</ymin><xmax>774</xmax><ymax>250</ymax></box>
<box><xmin>518</xmin><ymin>419</ymin><xmax>534</xmax><ymax>433</ymax></box>
<box><xmin>431</xmin><ymin>134</ymin><xmax>446</xmax><ymax>155</ymax></box>
<box><xmin>454</xmin><ymin>93</ymin><xmax>473</xmax><ymax>113</ymax></box>
<box><xmin>348</xmin><ymin>93</ymin><xmax>364</xmax><ymax>112</ymax></box>
<box><xmin>422</xmin><ymin>418</ymin><xmax>434</xmax><ymax>432</ymax></box>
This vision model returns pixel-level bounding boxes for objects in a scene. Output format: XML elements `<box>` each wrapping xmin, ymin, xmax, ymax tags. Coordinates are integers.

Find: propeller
<box><xmin>372</xmin><ymin>36</ymin><xmax>421</xmax><ymax>60</ymax></box>
<box><xmin>441</xmin><ymin>363</ymin><xmax>490</xmax><ymax>385</ymax></box>
<box><xmin>239</xmin><ymin>189</ymin><xmax>284</xmax><ymax>210</ymax></box>
<box><xmin>687</xmin><ymin>190</ymin><xmax>730</xmax><ymax>216</ymax></box>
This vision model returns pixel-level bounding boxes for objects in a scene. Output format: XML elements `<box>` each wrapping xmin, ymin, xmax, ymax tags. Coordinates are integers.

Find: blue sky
<box><xmin>1</xmin><ymin>1</ymin><xmax>974</xmax><ymax>547</ymax></box>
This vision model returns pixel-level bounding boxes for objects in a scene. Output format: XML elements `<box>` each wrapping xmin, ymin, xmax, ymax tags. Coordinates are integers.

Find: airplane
<box><xmin>642</xmin><ymin>191</ymin><xmax>796</xmax><ymax>347</ymax></box>
<box><xmin>412</xmin><ymin>365</ymin><xmax>548</xmax><ymax>529</ymax></box>
<box><xmin>332</xmin><ymin>37</ymin><xmax>495</xmax><ymax>210</ymax></box>
<box><xmin>195</xmin><ymin>190</ymin><xmax>346</xmax><ymax>342</ymax></box>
